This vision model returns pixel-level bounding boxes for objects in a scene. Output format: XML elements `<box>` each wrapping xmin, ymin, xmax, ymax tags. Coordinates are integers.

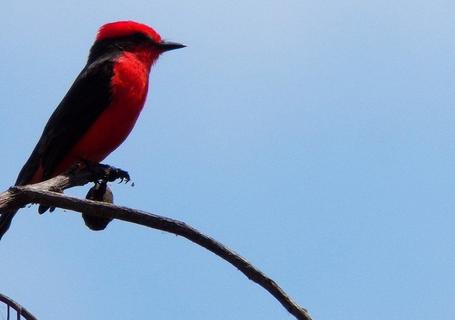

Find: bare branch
<box><xmin>0</xmin><ymin>293</ymin><xmax>38</xmax><ymax>320</ymax></box>
<box><xmin>0</xmin><ymin>166</ymin><xmax>312</xmax><ymax>320</ymax></box>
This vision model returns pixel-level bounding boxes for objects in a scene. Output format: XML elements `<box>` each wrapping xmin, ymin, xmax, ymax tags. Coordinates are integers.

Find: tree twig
<box><xmin>0</xmin><ymin>165</ymin><xmax>312</xmax><ymax>320</ymax></box>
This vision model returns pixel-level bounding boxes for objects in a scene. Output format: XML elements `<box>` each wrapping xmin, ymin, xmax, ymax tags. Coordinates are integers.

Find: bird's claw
<box><xmin>97</xmin><ymin>163</ymin><xmax>130</xmax><ymax>184</ymax></box>
<box><xmin>105</xmin><ymin>167</ymin><xmax>130</xmax><ymax>183</ymax></box>
<box><xmin>80</xmin><ymin>160</ymin><xmax>130</xmax><ymax>184</ymax></box>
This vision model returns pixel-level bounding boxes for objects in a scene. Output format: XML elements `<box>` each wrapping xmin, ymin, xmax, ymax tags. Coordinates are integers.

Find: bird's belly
<box><xmin>52</xmin><ymin>55</ymin><xmax>150</xmax><ymax>175</ymax></box>
<box><xmin>52</xmin><ymin>100</ymin><xmax>143</xmax><ymax>176</ymax></box>
<box><xmin>73</xmin><ymin>100</ymin><xmax>143</xmax><ymax>161</ymax></box>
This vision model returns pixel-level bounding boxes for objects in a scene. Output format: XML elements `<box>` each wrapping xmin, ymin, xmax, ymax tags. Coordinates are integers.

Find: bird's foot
<box><xmin>80</xmin><ymin>160</ymin><xmax>130</xmax><ymax>184</ymax></box>
<box><xmin>102</xmin><ymin>165</ymin><xmax>130</xmax><ymax>184</ymax></box>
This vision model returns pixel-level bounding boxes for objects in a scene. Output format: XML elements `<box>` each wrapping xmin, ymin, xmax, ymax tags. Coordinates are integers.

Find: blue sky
<box><xmin>1</xmin><ymin>1</ymin><xmax>455</xmax><ymax>319</ymax></box>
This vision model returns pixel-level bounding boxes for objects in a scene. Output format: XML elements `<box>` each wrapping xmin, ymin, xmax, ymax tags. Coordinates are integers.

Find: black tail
<box><xmin>0</xmin><ymin>144</ymin><xmax>42</xmax><ymax>240</ymax></box>
<box><xmin>0</xmin><ymin>210</ymin><xmax>18</xmax><ymax>241</ymax></box>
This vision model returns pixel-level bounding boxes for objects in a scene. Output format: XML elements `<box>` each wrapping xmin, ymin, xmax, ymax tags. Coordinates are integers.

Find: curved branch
<box><xmin>0</xmin><ymin>166</ymin><xmax>312</xmax><ymax>320</ymax></box>
<box><xmin>0</xmin><ymin>293</ymin><xmax>38</xmax><ymax>320</ymax></box>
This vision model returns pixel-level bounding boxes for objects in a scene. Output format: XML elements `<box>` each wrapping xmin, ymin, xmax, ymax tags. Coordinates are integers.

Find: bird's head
<box><xmin>89</xmin><ymin>21</ymin><xmax>185</xmax><ymax>64</ymax></box>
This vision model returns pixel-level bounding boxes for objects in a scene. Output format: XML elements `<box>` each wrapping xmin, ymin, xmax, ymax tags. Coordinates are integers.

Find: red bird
<box><xmin>0</xmin><ymin>21</ymin><xmax>184</xmax><ymax>238</ymax></box>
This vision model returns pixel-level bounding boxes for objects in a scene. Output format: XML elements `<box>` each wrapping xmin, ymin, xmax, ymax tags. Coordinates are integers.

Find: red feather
<box><xmin>96</xmin><ymin>21</ymin><xmax>162</xmax><ymax>43</ymax></box>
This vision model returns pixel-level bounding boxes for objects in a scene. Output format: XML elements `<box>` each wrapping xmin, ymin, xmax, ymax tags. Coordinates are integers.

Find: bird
<box><xmin>0</xmin><ymin>21</ymin><xmax>185</xmax><ymax>239</ymax></box>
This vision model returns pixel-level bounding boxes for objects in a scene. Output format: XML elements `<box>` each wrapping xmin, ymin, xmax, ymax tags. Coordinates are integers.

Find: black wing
<box><xmin>16</xmin><ymin>56</ymin><xmax>116</xmax><ymax>185</ymax></box>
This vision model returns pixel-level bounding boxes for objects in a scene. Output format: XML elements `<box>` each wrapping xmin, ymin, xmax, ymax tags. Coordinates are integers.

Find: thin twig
<box><xmin>0</xmin><ymin>166</ymin><xmax>312</xmax><ymax>320</ymax></box>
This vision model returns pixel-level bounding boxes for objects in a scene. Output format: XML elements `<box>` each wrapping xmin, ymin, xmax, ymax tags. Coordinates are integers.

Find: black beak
<box><xmin>159</xmin><ymin>40</ymin><xmax>186</xmax><ymax>52</ymax></box>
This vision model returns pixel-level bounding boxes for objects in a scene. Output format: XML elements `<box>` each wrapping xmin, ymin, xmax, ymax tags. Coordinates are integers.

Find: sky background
<box><xmin>1</xmin><ymin>1</ymin><xmax>455</xmax><ymax>319</ymax></box>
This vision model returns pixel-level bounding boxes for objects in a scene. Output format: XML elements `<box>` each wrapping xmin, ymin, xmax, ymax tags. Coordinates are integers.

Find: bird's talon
<box><xmin>87</xmin><ymin>163</ymin><xmax>130</xmax><ymax>183</ymax></box>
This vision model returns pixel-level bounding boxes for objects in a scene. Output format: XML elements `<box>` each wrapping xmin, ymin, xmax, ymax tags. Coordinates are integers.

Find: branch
<box><xmin>0</xmin><ymin>166</ymin><xmax>312</xmax><ymax>320</ymax></box>
<box><xmin>0</xmin><ymin>292</ymin><xmax>38</xmax><ymax>320</ymax></box>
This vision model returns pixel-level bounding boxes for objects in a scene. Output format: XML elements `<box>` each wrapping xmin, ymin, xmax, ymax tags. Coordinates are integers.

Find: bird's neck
<box><xmin>129</xmin><ymin>47</ymin><xmax>160</xmax><ymax>71</ymax></box>
<box><xmin>111</xmin><ymin>50</ymin><xmax>154</xmax><ymax>107</ymax></box>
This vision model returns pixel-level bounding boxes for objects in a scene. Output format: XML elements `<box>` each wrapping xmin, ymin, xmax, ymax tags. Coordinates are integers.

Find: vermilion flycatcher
<box><xmin>0</xmin><ymin>21</ymin><xmax>184</xmax><ymax>239</ymax></box>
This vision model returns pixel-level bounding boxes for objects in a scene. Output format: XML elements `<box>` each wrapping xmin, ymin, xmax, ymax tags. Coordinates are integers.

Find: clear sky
<box><xmin>1</xmin><ymin>1</ymin><xmax>454</xmax><ymax>319</ymax></box>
